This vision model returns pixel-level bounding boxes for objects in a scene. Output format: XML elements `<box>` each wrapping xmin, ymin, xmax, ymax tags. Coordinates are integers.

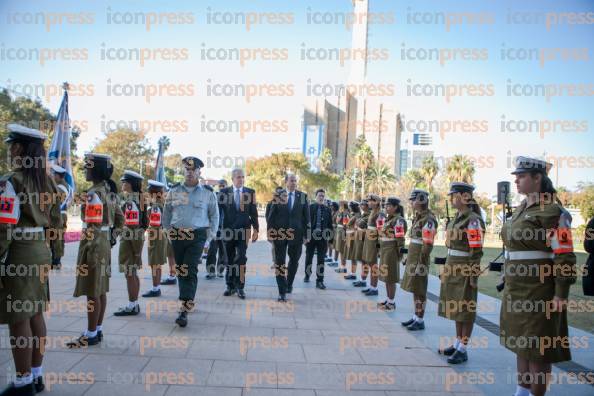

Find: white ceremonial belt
<box><xmin>380</xmin><ymin>237</ymin><xmax>396</xmax><ymax>242</ymax></box>
<box><xmin>82</xmin><ymin>223</ymin><xmax>110</xmax><ymax>232</ymax></box>
<box><xmin>410</xmin><ymin>238</ymin><xmax>423</xmax><ymax>245</ymax></box>
<box><xmin>337</xmin><ymin>225</ymin><xmax>344</xmax><ymax>228</ymax></box>
<box><xmin>367</xmin><ymin>226</ymin><xmax>377</xmax><ymax>230</ymax></box>
<box><xmin>448</xmin><ymin>249</ymin><xmax>470</xmax><ymax>257</ymax></box>
<box><xmin>60</xmin><ymin>210</ymin><xmax>67</xmax><ymax>214</ymax></box>
<box><xmin>13</xmin><ymin>227</ymin><xmax>44</xmax><ymax>233</ymax></box>
<box><xmin>346</xmin><ymin>230</ymin><xmax>355</xmax><ymax>234</ymax></box>
<box><xmin>505</xmin><ymin>251</ymin><xmax>554</xmax><ymax>260</ymax></box>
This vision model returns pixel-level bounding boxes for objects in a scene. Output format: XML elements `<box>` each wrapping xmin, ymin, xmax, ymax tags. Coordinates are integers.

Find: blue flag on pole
<box><xmin>154</xmin><ymin>138</ymin><xmax>168</xmax><ymax>188</ymax></box>
<box><xmin>48</xmin><ymin>86</ymin><xmax>75</xmax><ymax>210</ymax></box>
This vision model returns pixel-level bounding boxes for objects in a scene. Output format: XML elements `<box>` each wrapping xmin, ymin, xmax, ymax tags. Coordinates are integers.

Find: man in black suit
<box><xmin>304</xmin><ymin>189</ymin><xmax>333</xmax><ymax>289</ymax></box>
<box><xmin>220</xmin><ymin>168</ymin><xmax>259</xmax><ymax>299</ymax></box>
<box><xmin>206</xmin><ymin>179</ymin><xmax>228</xmax><ymax>279</ymax></box>
<box><xmin>266</xmin><ymin>173</ymin><xmax>310</xmax><ymax>301</ymax></box>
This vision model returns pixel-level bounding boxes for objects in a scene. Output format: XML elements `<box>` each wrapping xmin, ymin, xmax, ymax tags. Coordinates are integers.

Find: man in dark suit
<box><xmin>266</xmin><ymin>173</ymin><xmax>310</xmax><ymax>301</ymax></box>
<box><xmin>205</xmin><ymin>179</ymin><xmax>228</xmax><ymax>279</ymax></box>
<box><xmin>220</xmin><ymin>168</ymin><xmax>259</xmax><ymax>299</ymax></box>
<box><xmin>304</xmin><ymin>189</ymin><xmax>333</xmax><ymax>289</ymax></box>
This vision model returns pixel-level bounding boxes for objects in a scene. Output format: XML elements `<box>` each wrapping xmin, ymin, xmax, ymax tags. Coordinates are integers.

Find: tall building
<box><xmin>398</xmin><ymin>133</ymin><xmax>435</xmax><ymax>177</ymax></box>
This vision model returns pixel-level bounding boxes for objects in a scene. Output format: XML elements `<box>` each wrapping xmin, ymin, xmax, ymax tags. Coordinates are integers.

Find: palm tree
<box><xmin>368</xmin><ymin>163</ymin><xmax>396</xmax><ymax>195</ymax></box>
<box><xmin>446</xmin><ymin>155</ymin><xmax>475</xmax><ymax>184</ymax></box>
<box><xmin>354</xmin><ymin>141</ymin><xmax>374</xmax><ymax>197</ymax></box>
<box><xmin>420</xmin><ymin>156</ymin><xmax>439</xmax><ymax>190</ymax></box>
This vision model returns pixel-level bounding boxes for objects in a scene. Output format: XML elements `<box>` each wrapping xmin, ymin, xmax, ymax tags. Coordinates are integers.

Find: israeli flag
<box><xmin>154</xmin><ymin>137</ymin><xmax>168</xmax><ymax>189</ymax></box>
<box><xmin>48</xmin><ymin>87</ymin><xmax>75</xmax><ymax>209</ymax></box>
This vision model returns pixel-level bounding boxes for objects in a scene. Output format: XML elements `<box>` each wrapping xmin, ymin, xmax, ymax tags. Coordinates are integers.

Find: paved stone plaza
<box><xmin>1</xmin><ymin>237</ymin><xmax>592</xmax><ymax>396</ymax></box>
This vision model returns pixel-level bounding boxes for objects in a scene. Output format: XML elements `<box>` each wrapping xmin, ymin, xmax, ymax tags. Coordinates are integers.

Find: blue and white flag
<box><xmin>154</xmin><ymin>137</ymin><xmax>168</xmax><ymax>188</ymax></box>
<box><xmin>48</xmin><ymin>87</ymin><xmax>75</xmax><ymax>209</ymax></box>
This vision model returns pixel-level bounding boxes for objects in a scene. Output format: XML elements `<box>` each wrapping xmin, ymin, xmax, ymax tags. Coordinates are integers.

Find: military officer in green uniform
<box><xmin>68</xmin><ymin>153</ymin><xmax>124</xmax><ymax>349</ymax></box>
<box><xmin>362</xmin><ymin>194</ymin><xmax>381</xmax><ymax>296</ymax></box>
<box><xmin>438</xmin><ymin>182</ymin><xmax>485</xmax><ymax>364</ymax></box>
<box><xmin>49</xmin><ymin>164</ymin><xmax>69</xmax><ymax>270</ymax></box>
<box><xmin>163</xmin><ymin>156</ymin><xmax>219</xmax><ymax>327</ymax></box>
<box><xmin>500</xmin><ymin>157</ymin><xmax>576</xmax><ymax>396</ymax></box>
<box><xmin>0</xmin><ymin>124</ymin><xmax>62</xmax><ymax>396</ymax></box>
<box><xmin>401</xmin><ymin>189</ymin><xmax>438</xmax><ymax>330</ymax></box>
<box><xmin>142</xmin><ymin>180</ymin><xmax>168</xmax><ymax>298</ymax></box>
<box><xmin>378</xmin><ymin>197</ymin><xmax>407</xmax><ymax>311</ymax></box>
<box><xmin>352</xmin><ymin>199</ymin><xmax>370</xmax><ymax>286</ymax></box>
<box><xmin>114</xmin><ymin>170</ymin><xmax>148</xmax><ymax>316</ymax></box>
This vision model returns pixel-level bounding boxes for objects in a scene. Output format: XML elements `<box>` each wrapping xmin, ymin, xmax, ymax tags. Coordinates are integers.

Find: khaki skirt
<box><xmin>345</xmin><ymin>230</ymin><xmax>357</xmax><ymax>260</ymax></box>
<box><xmin>400</xmin><ymin>242</ymin><xmax>430</xmax><ymax>295</ymax></box>
<box><xmin>74</xmin><ymin>228</ymin><xmax>111</xmax><ymax>298</ymax></box>
<box><xmin>379</xmin><ymin>240</ymin><xmax>401</xmax><ymax>284</ymax></box>
<box><xmin>0</xmin><ymin>238</ymin><xmax>51</xmax><ymax>325</ymax></box>
<box><xmin>119</xmin><ymin>227</ymin><xmax>145</xmax><ymax>273</ymax></box>
<box><xmin>147</xmin><ymin>227</ymin><xmax>168</xmax><ymax>266</ymax></box>
<box><xmin>362</xmin><ymin>228</ymin><xmax>379</xmax><ymax>263</ymax></box>
<box><xmin>354</xmin><ymin>229</ymin><xmax>366</xmax><ymax>261</ymax></box>
<box><xmin>438</xmin><ymin>257</ymin><xmax>478</xmax><ymax>323</ymax></box>
<box><xmin>334</xmin><ymin>225</ymin><xmax>345</xmax><ymax>253</ymax></box>
<box><xmin>500</xmin><ymin>259</ymin><xmax>571</xmax><ymax>363</ymax></box>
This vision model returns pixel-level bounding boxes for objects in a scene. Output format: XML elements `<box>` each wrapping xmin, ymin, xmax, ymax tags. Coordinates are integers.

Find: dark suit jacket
<box><xmin>308</xmin><ymin>202</ymin><xmax>333</xmax><ymax>240</ymax></box>
<box><xmin>266</xmin><ymin>190</ymin><xmax>311</xmax><ymax>244</ymax></box>
<box><xmin>220</xmin><ymin>186</ymin><xmax>259</xmax><ymax>231</ymax></box>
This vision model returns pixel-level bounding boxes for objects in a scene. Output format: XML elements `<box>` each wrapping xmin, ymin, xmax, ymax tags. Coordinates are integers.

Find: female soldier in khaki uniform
<box><xmin>401</xmin><ymin>189</ymin><xmax>437</xmax><ymax>331</ymax></box>
<box><xmin>361</xmin><ymin>194</ymin><xmax>381</xmax><ymax>296</ymax></box>
<box><xmin>68</xmin><ymin>153</ymin><xmax>124</xmax><ymax>349</ymax></box>
<box><xmin>334</xmin><ymin>201</ymin><xmax>349</xmax><ymax>274</ymax></box>
<box><xmin>344</xmin><ymin>201</ymin><xmax>361</xmax><ymax>279</ymax></box>
<box><xmin>500</xmin><ymin>157</ymin><xmax>576</xmax><ymax>396</ymax></box>
<box><xmin>0</xmin><ymin>125</ymin><xmax>61</xmax><ymax>396</ymax></box>
<box><xmin>352</xmin><ymin>200</ymin><xmax>370</xmax><ymax>286</ymax></box>
<box><xmin>142</xmin><ymin>180</ymin><xmax>168</xmax><ymax>298</ymax></box>
<box><xmin>114</xmin><ymin>170</ymin><xmax>148</xmax><ymax>316</ymax></box>
<box><xmin>378</xmin><ymin>197</ymin><xmax>407</xmax><ymax>311</ymax></box>
<box><xmin>49</xmin><ymin>164</ymin><xmax>69</xmax><ymax>270</ymax></box>
<box><xmin>438</xmin><ymin>182</ymin><xmax>484</xmax><ymax>364</ymax></box>
<box><xmin>327</xmin><ymin>201</ymin><xmax>339</xmax><ymax>266</ymax></box>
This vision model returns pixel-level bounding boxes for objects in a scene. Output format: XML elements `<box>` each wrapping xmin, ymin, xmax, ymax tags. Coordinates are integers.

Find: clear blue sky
<box><xmin>0</xmin><ymin>0</ymin><xmax>592</xmax><ymax>195</ymax></box>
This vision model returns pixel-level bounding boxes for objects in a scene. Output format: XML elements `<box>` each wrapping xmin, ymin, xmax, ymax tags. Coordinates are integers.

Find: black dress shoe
<box><xmin>380</xmin><ymin>302</ymin><xmax>395</xmax><ymax>311</ymax></box>
<box><xmin>316</xmin><ymin>281</ymin><xmax>326</xmax><ymax>290</ymax></box>
<box><xmin>97</xmin><ymin>330</ymin><xmax>103</xmax><ymax>342</ymax></box>
<box><xmin>0</xmin><ymin>382</ymin><xmax>35</xmax><ymax>396</ymax></box>
<box><xmin>160</xmin><ymin>277</ymin><xmax>177</xmax><ymax>285</ymax></box>
<box><xmin>364</xmin><ymin>289</ymin><xmax>378</xmax><ymax>296</ymax></box>
<box><xmin>217</xmin><ymin>272</ymin><xmax>224</xmax><ymax>278</ymax></box>
<box><xmin>335</xmin><ymin>268</ymin><xmax>347</xmax><ymax>273</ymax></box>
<box><xmin>114</xmin><ymin>304</ymin><xmax>140</xmax><ymax>316</ymax></box>
<box><xmin>33</xmin><ymin>376</ymin><xmax>44</xmax><ymax>393</ymax></box>
<box><xmin>438</xmin><ymin>345</ymin><xmax>457</xmax><ymax>356</ymax></box>
<box><xmin>401</xmin><ymin>318</ymin><xmax>415</xmax><ymax>327</ymax></box>
<box><xmin>344</xmin><ymin>274</ymin><xmax>356</xmax><ymax>280</ymax></box>
<box><xmin>237</xmin><ymin>289</ymin><xmax>246</xmax><ymax>299</ymax></box>
<box><xmin>406</xmin><ymin>321</ymin><xmax>425</xmax><ymax>331</ymax></box>
<box><xmin>287</xmin><ymin>285</ymin><xmax>293</xmax><ymax>294</ymax></box>
<box><xmin>303</xmin><ymin>276</ymin><xmax>310</xmax><ymax>283</ymax></box>
<box><xmin>175</xmin><ymin>311</ymin><xmax>188</xmax><ymax>327</ymax></box>
<box><xmin>66</xmin><ymin>334</ymin><xmax>100</xmax><ymax>349</ymax></box>
<box><xmin>142</xmin><ymin>289</ymin><xmax>161</xmax><ymax>298</ymax></box>
<box><xmin>277</xmin><ymin>294</ymin><xmax>287</xmax><ymax>302</ymax></box>
<box><xmin>361</xmin><ymin>288</ymin><xmax>370</xmax><ymax>293</ymax></box>
<box><xmin>447</xmin><ymin>349</ymin><xmax>468</xmax><ymax>364</ymax></box>
<box><xmin>205</xmin><ymin>273</ymin><xmax>215</xmax><ymax>280</ymax></box>
<box><xmin>353</xmin><ymin>281</ymin><xmax>366</xmax><ymax>287</ymax></box>
<box><xmin>223</xmin><ymin>288</ymin><xmax>236</xmax><ymax>296</ymax></box>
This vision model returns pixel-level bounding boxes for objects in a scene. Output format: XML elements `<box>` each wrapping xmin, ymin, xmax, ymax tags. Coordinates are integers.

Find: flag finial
<box><xmin>62</xmin><ymin>82</ymin><xmax>70</xmax><ymax>91</ymax></box>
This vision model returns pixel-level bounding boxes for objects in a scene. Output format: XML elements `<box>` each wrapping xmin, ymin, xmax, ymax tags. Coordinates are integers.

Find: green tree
<box><xmin>91</xmin><ymin>129</ymin><xmax>155</xmax><ymax>186</ymax></box>
<box><xmin>574</xmin><ymin>182</ymin><xmax>594</xmax><ymax>220</ymax></box>
<box><xmin>353</xmin><ymin>136</ymin><xmax>375</xmax><ymax>198</ymax></box>
<box><xmin>446</xmin><ymin>155</ymin><xmax>475</xmax><ymax>184</ymax></box>
<box><xmin>420</xmin><ymin>156</ymin><xmax>439</xmax><ymax>191</ymax></box>
<box><xmin>367</xmin><ymin>163</ymin><xmax>396</xmax><ymax>196</ymax></box>
<box><xmin>317</xmin><ymin>147</ymin><xmax>333</xmax><ymax>173</ymax></box>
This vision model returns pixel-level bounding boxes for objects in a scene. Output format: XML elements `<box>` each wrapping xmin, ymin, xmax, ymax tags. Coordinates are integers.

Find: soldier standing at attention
<box><xmin>378</xmin><ymin>197</ymin><xmax>407</xmax><ymax>311</ymax></box>
<box><xmin>501</xmin><ymin>157</ymin><xmax>576</xmax><ymax>396</ymax></box>
<box><xmin>343</xmin><ymin>201</ymin><xmax>361</xmax><ymax>281</ymax></box>
<box><xmin>0</xmin><ymin>125</ymin><xmax>61</xmax><ymax>396</ymax></box>
<box><xmin>334</xmin><ymin>201</ymin><xmax>349</xmax><ymax>273</ymax></box>
<box><xmin>352</xmin><ymin>199</ymin><xmax>370</xmax><ymax>286</ymax></box>
<box><xmin>142</xmin><ymin>180</ymin><xmax>168</xmax><ymax>297</ymax></box>
<box><xmin>49</xmin><ymin>164</ymin><xmax>69</xmax><ymax>270</ymax></box>
<box><xmin>438</xmin><ymin>182</ymin><xmax>485</xmax><ymax>364</ymax></box>
<box><xmin>162</xmin><ymin>156</ymin><xmax>219</xmax><ymax>327</ymax></box>
<box><xmin>361</xmin><ymin>194</ymin><xmax>381</xmax><ymax>296</ymax></box>
<box><xmin>67</xmin><ymin>153</ymin><xmax>124</xmax><ymax>349</ymax></box>
<box><xmin>400</xmin><ymin>189</ymin><xmax>438</xmax><ymax>331</ymax></box>
<box><xmin>114</xmin><ymin>170</ymin><xmax>148</xmax><ymax>316</ymax></box>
